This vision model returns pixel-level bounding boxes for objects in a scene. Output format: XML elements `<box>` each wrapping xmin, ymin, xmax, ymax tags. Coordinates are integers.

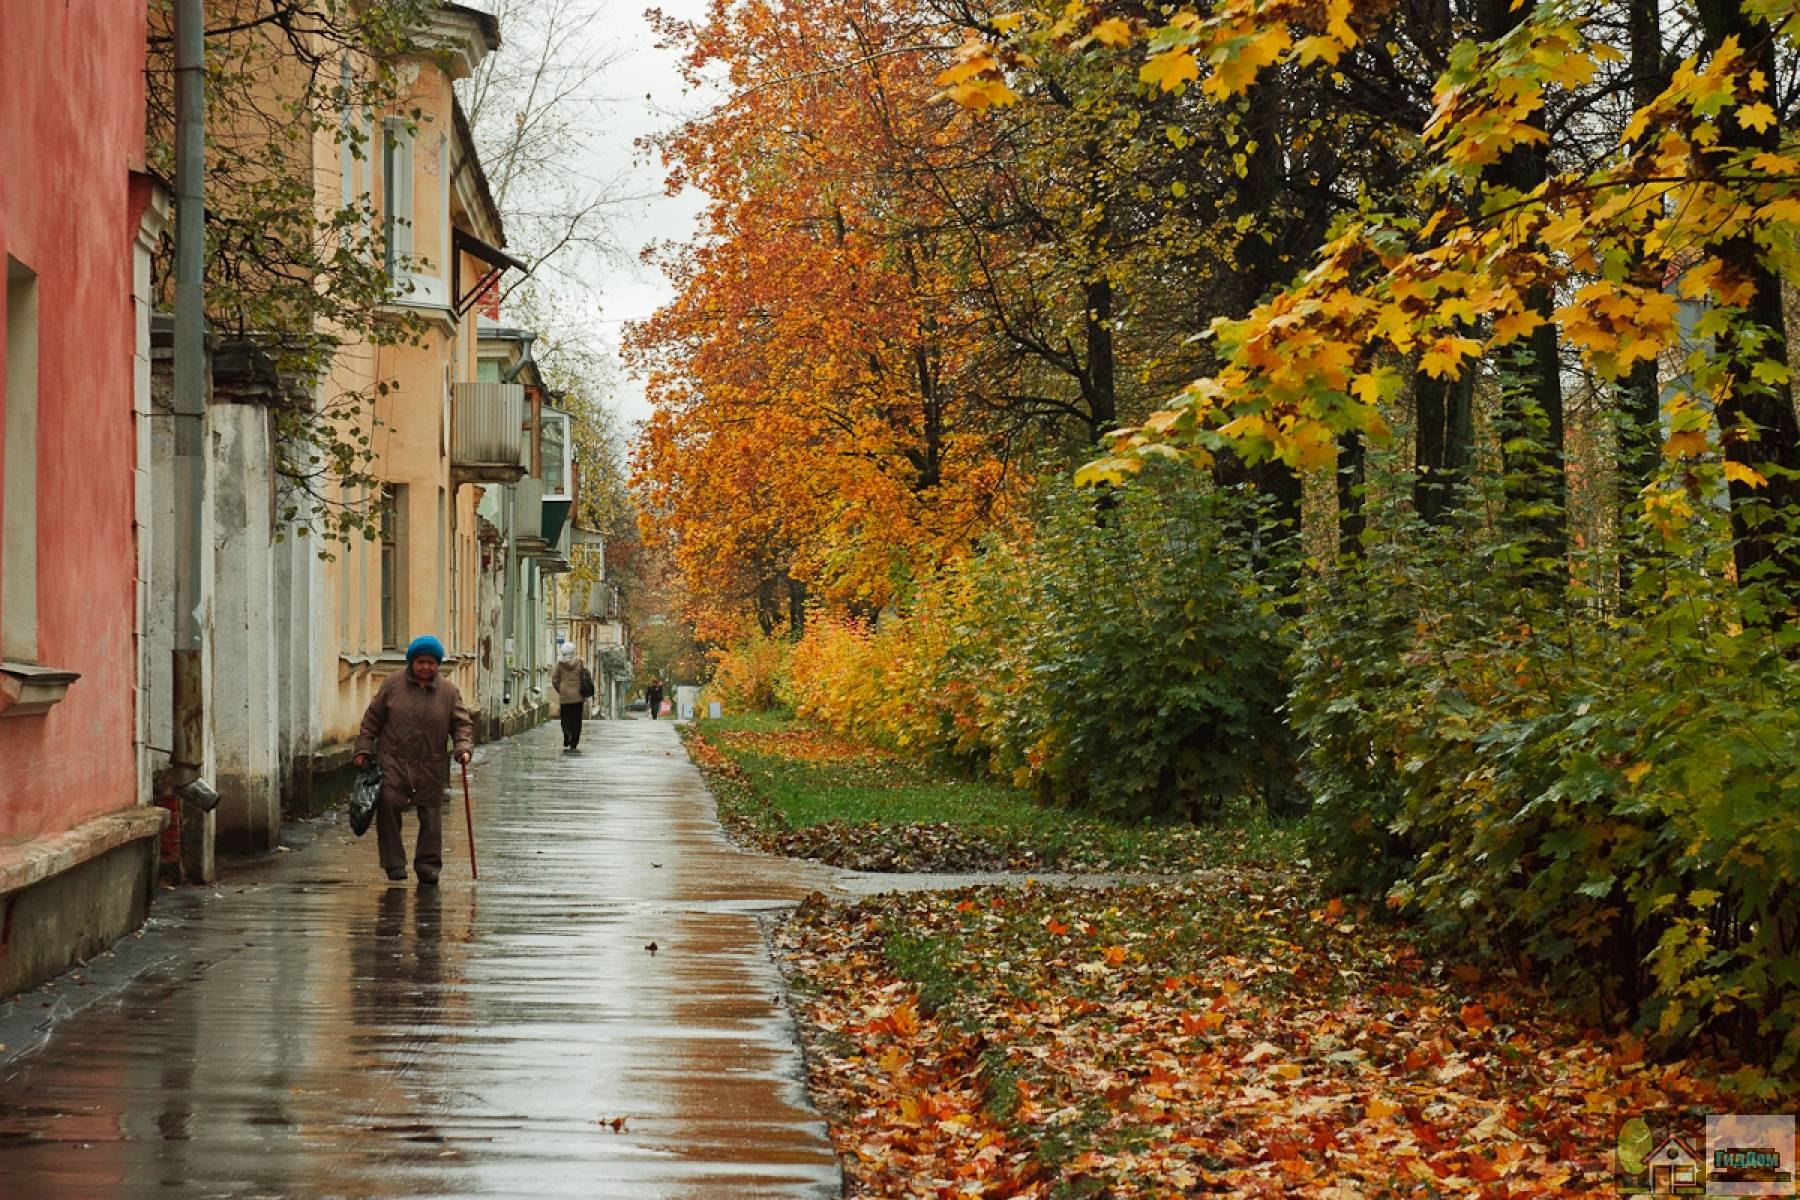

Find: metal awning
<box><xmin>452</xmin><ymin>229</ymin><xmax>529</xmax><ymax>317</ymax></box>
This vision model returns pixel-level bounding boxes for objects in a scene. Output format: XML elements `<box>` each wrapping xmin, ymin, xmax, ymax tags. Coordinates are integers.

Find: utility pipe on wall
<box><xmin>171</xmin><ymin>0</ymin><xmax>209</xmax><ymax>808</ymax></box>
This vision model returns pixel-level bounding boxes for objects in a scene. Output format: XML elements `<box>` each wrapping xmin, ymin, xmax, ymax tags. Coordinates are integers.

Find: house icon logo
<box><xmin>1644</xmin><ymin>1134</ymin><xmax>1705</xmax><ymax>1195</ymax></box>
<box><xmin>1619</xmin><ymin>1114</ymin><xmax>1799</xmax><ymax>1196</ymax></box>
<box><xmin>1619</xmin><ymin>1117</ymin><xmax>1706</xmax><ymax>1195</ymax></box>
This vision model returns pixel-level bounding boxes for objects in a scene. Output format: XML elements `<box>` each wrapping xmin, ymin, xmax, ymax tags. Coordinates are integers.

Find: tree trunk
<box><xmin>1084</xmin><ymin>275</ymin><xmax>1116</xmax><ymax>440</ymax></box>
<box><xmin>1414</xmin><ymin>370</ymin><xmax>1474</xmax><ymax>522</ymax></box>
<box><xmin>1695</xmin><ymin>0</ymin><xmax>1800</xmax><ymax>613</ymax></box>
<box><xmin>1338</xmin><ymin>430</ymin><xmax>1367</xmax><ymax>556</ymax></box>
<box><xmin>1619</xmin><ymin>0</ymin><xmax>1670</xmax><ymax>593</ymax></box>
<box><xmin>1481</xmin><ymin>0</ymin><xmax>1567</xmax><ymax>567</ymax></box>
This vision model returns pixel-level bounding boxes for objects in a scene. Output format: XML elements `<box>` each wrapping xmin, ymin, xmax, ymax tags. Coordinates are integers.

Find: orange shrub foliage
<box><xmin>705</xmin><ymin>634</ymin><xmax>791</xmax><ymax>713</ymax></box>
<box><xmin>781</xmin><ymin>558</ymin><xmax>1026</xmax><ymax>777</ymax></box>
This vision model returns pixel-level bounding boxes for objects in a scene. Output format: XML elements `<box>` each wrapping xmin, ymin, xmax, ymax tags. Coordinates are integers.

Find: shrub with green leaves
<box><xmin>983</xmin><ymin>471</ymin><xmax>1296</xmax><ymax>820</ymax></box>
<box><xmin>1292</xmin><ymin>477</ymin><xmax>1800</xmax><ymax>1082</ymax></box>
<box><xmin>782</xmin><ymin>467</ymin><xmax>1296</xmax><ymax>822</ymax></box>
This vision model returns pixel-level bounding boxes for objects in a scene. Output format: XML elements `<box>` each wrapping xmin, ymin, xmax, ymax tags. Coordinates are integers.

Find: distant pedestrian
<box><xmin>551</xmin><ymin>642</ymin><xmax>587</xmax><ymax>750</ymax></box>
<box><xmin>354</xmin><ymin>635</ymin><xmax>474</xmax><ymax>886</ymax></box>
<box><xmin>645</xmin><ymin>679</ymin><xmax>664</xmax><ymax>721</ymax></box>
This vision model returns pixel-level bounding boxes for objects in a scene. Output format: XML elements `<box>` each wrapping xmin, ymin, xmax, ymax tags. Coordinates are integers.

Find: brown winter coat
<box><xmin>550</xmin><ymin>659</ymin><xmax>586</xmax><ymax>705</ymax></box>
<box><xmin>355</xmin><ymin>669</ymin><xmax>475</xmax><ymax>809</ymax></box>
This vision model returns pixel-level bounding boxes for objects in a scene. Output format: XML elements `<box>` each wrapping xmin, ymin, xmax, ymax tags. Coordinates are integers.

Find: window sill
<box><xmin>0</xmin><ymin>662</ymin><xmax>80</xmax><ymax>718</ymax></box>
<box><xmin>376</xmin><ymin>295</ymin><xmax>457</xmax><ymax>333</ymax></box>
<box><xmin>367</xmin><ymin>652</ymin><xmax>466</xmax><ymax>678</ymax></box>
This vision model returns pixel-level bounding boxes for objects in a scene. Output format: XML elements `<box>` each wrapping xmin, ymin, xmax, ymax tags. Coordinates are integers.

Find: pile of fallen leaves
<box><xmin>714</xmin><ymin>725</ymin><xmax>882</xmax><ymax>765</ymax></box>
<box><xmin>776</xmin><ymin>878</ymin><xmax>1771</xmax><ymax>1198</ymax></box>
<box><xmin>683</xmin><ymin>723</ymin><xmax>1249</xmax><ymax>873</ymax></box>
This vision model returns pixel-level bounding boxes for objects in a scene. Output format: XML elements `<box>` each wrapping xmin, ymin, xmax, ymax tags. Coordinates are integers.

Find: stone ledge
<box><xmin>0</xmin><ymin>663</ymin><xmax>80</xmax><ymax>719</ymax></box>
<box><xmin>0</xmin><ymin>807</ymin><xmax>168</xmax><ymax>897</ymax></box>
<box><xmin>310</xmin><ymin>741</ymin><xmax>357</xmax><ymax>774</ymax></box>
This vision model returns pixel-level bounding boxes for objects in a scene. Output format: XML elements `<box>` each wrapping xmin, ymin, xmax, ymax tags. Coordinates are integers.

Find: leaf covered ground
<box><xmin>685</xmin><ymin>717</ymin><xmax>1294</xmax><ymax>874</ymax></box>
<box><xmin>776</xmin><ymin>878</ymin><xmax>1756</xmax><ymax>1199</ymax></box>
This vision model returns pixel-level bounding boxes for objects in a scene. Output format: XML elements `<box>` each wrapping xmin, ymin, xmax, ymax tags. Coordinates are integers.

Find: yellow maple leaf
<box><xmin>1738</xmin><ymin>101</ymin><xmax>1777</xmax><ymax>132</ymax></box>
<box><xmin>1325</xmin><ymin>0</ymin><xmax>1356</xmax><ymax>45</ymax></box>
<box><xmin>1075</xmin><ymin>455</ymin><xmax>1143</xmax><ymax>486</ymax></box>
<box><xmin>1492</xmin><ymin>308</ymin><xmax>1547</xmax><ymax>345</ymax></box>
<box><xmin>1204</xmin><ymin>26</ymin><xmax>1291</xmax><ymax>100</ymax></box>
<box><xmin>1760</xmin><ymin>197</ymin><xmax>1800</xmax><ymax>225</ymax></box>
<box><xmin>944</xmin><ymin>81</ymin><xmax>1018</xmax><ymax>111</ymax></box>
<box><xmin>1140</xmin><ymin>48</ymin><xmax>1199</xmax><ymax>92</ymax></box>
<box><xmin>1090</xmin><ymin>17</ymin><xmax>1132</xmax><ymax>47</ymax></box>
<box><xmin>1723</xmin><ymin>461</ymin><xmax>1769</xmax><ymax>488</ymax></box>
<box><xmin>1663</xmin><ymin>429</ymin><xmax>1709</xmax><ymax>459</ymax></box>
<box><xmin>1420</xmin><ymin>335</ymin><xmax>1481</xmax><ymax>379</ymax></box>
<box><xmin>1295</xmin><ymin>35</ymin><xmax>1344</xmax><ymax>66</ymax></box>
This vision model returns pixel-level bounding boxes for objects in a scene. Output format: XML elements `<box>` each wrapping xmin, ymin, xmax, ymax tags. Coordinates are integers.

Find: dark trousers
<box><xmin>560</xmin><ymin>702</ymin><xmax>584</xmax><ymax>747</ymax></box>
<box><xmin>376</xmin><ymin>799</ymin><xmax>443</xmax><ymax>881</ymax></box>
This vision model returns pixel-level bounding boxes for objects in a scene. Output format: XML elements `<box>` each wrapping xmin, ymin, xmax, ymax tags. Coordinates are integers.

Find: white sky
<box><xmin>496</xmin><ymin>0</ymin><xmax>720</xmax><ymax>429</ymax></box>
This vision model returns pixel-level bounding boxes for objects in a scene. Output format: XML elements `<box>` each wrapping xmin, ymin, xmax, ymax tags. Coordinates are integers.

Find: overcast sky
<box><xmin>497</xmin><ymin>0</ymin><xmax>720</xmax><ymax>429</ymax></box>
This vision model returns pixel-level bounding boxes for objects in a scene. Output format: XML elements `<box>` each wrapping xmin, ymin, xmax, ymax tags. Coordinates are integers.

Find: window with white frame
<box><xmin>2</xmin><ymin>256</ymin><xmax>40</xmax><ymax>663</ymax></box>
<box><xmin>381</xmin><ymin>118</ymin><xmax>414</xmax><ymax>288</ymax></box>
<box><xmin>379</xmin><ymin>484</ymin><xmax>407</xmax><ymax>651</ymax></box>
<box><xmin>338</xmin><ymin>59</ymin><xmax>356</xmax><ymax>212</ymax></box>
<box><xmin>541</xmin><ymin>409</ymin><xmax>570</xmax><ymax>497</ymax></box>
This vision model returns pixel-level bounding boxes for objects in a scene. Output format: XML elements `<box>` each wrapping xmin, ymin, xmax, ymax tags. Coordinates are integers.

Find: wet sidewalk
<box><xmin>0</xmin><ymin>719</ymin><xmax>843</xmax><ymax>1199</ymax></box>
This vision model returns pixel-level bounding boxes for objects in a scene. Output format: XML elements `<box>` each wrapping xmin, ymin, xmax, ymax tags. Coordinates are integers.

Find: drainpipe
<box><xmin>170</xmin><ymin>0</ymin><xmax>219</xmax><ymax>869</ymax></box>
<box><xmin>500</xmin><ymin>332</ymin><xmax>536</xmax><ymax>382</ymax></box>
<box><xmin>500</xmin><ymin>335</ymin><xmax>535</xmax><ymax>712</ymax></box>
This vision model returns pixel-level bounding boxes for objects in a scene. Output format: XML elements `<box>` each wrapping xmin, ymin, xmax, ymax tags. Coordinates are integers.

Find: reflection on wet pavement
<box><xmin>0</xmin><ymin>720</ymin><xmax>841</xmax><ymax>1198</ymax></box>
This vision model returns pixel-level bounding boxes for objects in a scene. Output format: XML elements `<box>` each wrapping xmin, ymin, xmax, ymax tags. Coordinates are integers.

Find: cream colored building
<box><xmin>312</xmin><ymin>6</ymin><xmax>533</xmax><ymax>780</ymax></box>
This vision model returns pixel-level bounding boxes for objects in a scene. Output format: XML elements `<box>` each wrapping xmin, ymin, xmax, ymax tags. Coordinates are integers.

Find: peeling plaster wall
<box><xmin>209</xmin><ymin>405</ymin><xmax>281</xmax><ymax>852</ymax></box>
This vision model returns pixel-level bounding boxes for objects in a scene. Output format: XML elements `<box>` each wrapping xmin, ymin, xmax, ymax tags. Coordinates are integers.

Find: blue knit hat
<box><xmin>405</xmin><ymin>635</ymin><xmax>446</xmax><ymax>663</ymax></box>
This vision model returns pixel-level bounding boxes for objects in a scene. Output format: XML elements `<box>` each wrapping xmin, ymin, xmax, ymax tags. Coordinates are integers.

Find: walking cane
<box><xmin>460</xmin><ymin>760</ymin><xmax>479</xmax><ymax>881</ymax></box>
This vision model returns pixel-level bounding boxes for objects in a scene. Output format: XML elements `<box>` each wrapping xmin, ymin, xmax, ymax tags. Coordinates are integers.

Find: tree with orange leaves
<box><xmin>628</xmin><ymin>0</ymin><xmax>1018</xmax><ymax>639</ymax></box>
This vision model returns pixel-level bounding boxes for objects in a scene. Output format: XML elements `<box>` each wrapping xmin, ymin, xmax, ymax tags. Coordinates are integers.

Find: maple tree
<box><xmin>646</xmin><ymin>0</ymin><xmax>1800</xmax><ymax>1083</ymax></box>
<box><xmin>629</xmin><ymin>0</ymin><xmax>1019</xmax><ymax>640</ymax></box>
<box><xmin>955</xmin><ymin>1</ymin><xmax>1800</xmax><ymax>596</ymax></box>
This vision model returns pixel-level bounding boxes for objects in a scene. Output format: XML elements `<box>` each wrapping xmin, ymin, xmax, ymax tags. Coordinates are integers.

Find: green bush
<box><xmin>1292</xmin><ymin>482</ymin><xmax>1800</xmax><ymax>1081</ymax></box>
<box><xmin>960</xmin><ymin>469</ymin><xmax>1296</xmax><ymax>821</ymax></box>
<box><xmin>783</xmin><ymin>467</ymin><xmax>1297</xmax><ymax>822</ymax></box>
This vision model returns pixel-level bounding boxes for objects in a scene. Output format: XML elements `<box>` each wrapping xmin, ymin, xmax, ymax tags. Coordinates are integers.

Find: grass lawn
<box><xmin>684</xmin><ymin>712</ymin><xmax>1301</xmax><ymax>873</ymax></box>
<box><xmin>687</xmin><ymin>715</ymin><xmax>1780</xmax><ymax>1195</ymax></box>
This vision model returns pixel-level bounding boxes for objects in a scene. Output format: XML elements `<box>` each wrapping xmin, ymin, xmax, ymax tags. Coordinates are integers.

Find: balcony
<box><xmin>573</xmin><ymin>582</ymin><xmax>617</xmax><ymax>619</ymax></box>
<box><xmin>452</xmin><ymin>382</ymin><xmax>527</xmax><ymax>486</ymax></box>
<box><xmin>513</xmin><ymin>474</ymin><xmax>549</xmax><ymax>556</ymax></box>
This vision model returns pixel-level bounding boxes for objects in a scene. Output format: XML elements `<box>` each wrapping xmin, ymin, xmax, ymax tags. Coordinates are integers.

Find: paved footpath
<box><xmin>0</xmin><ymin>719</ymin><xmax>845</xmax><ymax>1199</ymax></box>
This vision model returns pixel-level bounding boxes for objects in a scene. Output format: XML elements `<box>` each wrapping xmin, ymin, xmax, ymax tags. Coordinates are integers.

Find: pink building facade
<box><xmin>0</xmin><ymin>0</ymin><xmax>167</xmax><ymax>995</ymax></box>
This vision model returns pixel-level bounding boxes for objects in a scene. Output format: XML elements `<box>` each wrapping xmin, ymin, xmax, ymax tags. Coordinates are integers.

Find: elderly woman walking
<box><xmin>550</xmin><ymin>641</ymin><xmax>587</xmax><ymax>751</ymax></box>
<box><xmin>354</xmin><ymin>635</ymin><xmax>474</xmax><ymax>885</ymax></box>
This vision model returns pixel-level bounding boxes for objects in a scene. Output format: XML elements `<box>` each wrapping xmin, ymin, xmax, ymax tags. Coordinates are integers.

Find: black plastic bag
<box><xmin>580</xmin><ymin>666</ymin><xmax>596</xmax><ymax>699</ymax></box>
<box><xmin>348</xmin><ymin>765</ymin><xmax>381</xmax><ymax>837</ymax></box>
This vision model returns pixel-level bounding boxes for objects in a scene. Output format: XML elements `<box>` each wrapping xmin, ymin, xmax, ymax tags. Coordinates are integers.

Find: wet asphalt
<box><xmin>0</xmin><ymin>719</ymin><xmax>844</xmax><ymax>1199</ymax></box>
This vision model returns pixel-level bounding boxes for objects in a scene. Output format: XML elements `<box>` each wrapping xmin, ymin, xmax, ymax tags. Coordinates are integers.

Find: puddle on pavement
<box><xmin>0</xmin><ymin>721</ymin><xmax>840</xmax><ymax>1199</ymax></box>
